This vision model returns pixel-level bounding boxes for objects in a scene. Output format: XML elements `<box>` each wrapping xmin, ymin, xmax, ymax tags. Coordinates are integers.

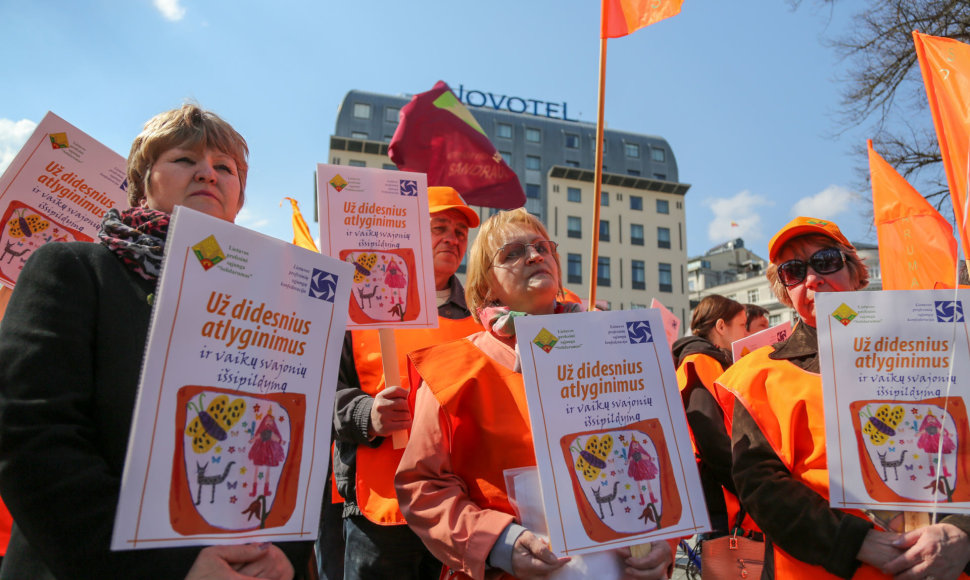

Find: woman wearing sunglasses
<box><xmin>395</xmin><ymin>209</ymin><xmax>674</xmax><ymax>580</ymax></box>
<box><xmin>718</xmin><ymin>217</ymin><xmax>970</xmax><ymax>580</ymax></box>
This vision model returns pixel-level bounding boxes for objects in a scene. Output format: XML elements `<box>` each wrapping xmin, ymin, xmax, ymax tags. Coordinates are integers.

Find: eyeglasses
<box><xmin>777</xmin><ymin>247</ymin><xmax>846</xmax><ymax>287</ymax></box>
<box><xmin>492</xmin><ymin>240</ymin><xmax>558</xmax><ymax>266</ymax></box>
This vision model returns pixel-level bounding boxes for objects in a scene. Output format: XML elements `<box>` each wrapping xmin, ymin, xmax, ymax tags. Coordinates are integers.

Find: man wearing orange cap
<box><xmin>332</xmin><ymin>186</ymin><xmax>482</xmax><ymax>580</ymax></box>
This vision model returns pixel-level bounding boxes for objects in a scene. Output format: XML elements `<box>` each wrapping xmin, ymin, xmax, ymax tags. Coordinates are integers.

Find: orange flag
<box><xmin>601</xmin><ymin>0</ymin><xmax>683</xmax><ymax>38</ymax></box>
<box><xmin>869</xmin><ymin>140</ymin><xmax>957</xmax><ymax>290</ymax></box>
<box><xmin>283</xmin><ymin>197</ymin><xmax>319</xmax><ymax>252</ymax></box>
<box><xmin>913</xmin><ymin>31</ymin><xmax>970</xmax><ymax>261</ymax></box>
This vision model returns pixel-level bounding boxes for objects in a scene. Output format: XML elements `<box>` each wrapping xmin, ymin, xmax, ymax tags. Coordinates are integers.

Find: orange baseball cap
<box><xmin>428</xmin><ymin>186</ymin><xmax>479</xmax><ymax>227</ymax></box>
<box><xmin>768</xmin><ymin>217</ymin><xmax>852</xmax><ymax>262</ymax></box>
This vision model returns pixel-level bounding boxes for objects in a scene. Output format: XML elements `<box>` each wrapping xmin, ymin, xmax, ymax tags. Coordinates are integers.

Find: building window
<box><xmin>565</xmin><ymin>133</ymin><xmax>580</xmax><ymax>149</ymax></box>
<box><xmin>657</xmin><ymin>227</ymin><xmax>671</xmax><ymax>249</ymax></box>
<box><xmin>499</xmin><ymin>151</ymin><xmax>511</xmax><ymax>164</ymax></box>
<box><xmin>657</xmin><ymin>199</ymin><xmax>670</xmax><ymax>214</ymax></box>
<box><xmin>597</xmin><ymin>257</ymin><xmax>611</xmax><ymax>287</ymax></box>
<box><xmin>383</xmin><ymin>135</ymin><xmax>394</xmax><ymax>142</ymax></box>
<box><xmin>351</xmin><ymin>131</ymin><xmax>368</xmax><ymax>140</ymax></box>
<box><xmin>496</xmin><ymin>123</ymin><xmax>513</xmax><ymax>139</ymax></box>
<box><xmin>630</xmin><ymin>195</ymin><xmax>643</xmax><ymax>211</ymax></box>
<box><xmin>353</xmin><ymin>103</ymin><xmax>371</xmax><ymax>119</ymax></box>
<box><xmin>631</xmin><ymin>224</ymin><xmax>644</xmax><ymax>246</ymax></box>
<box><xmin>526</xmin><ymin>155</ymin><xmax>541</xmax><ymax>170</ymax></box>
<box><xmin>349</xmin><ymin>160</ymin><xmax>366</xmax><ymax>167</ymax></box>
<box><xmin>769</xmin><ymin>314</ymin><xmax>782</xmax><ymax>326</ymax></box>
<box><xmin>384</xmin><ymin>107</ymin><xmax>399</xmax><ymax>123</ymax></box>
<box><xmin>525</xmin><ymin>127</ymin><xmax>541</xmax><ymax>143</ymax></box>
<box><xmin>382</xmin><ymin>163</ymin><xmax>397</xmax><ymax>170</ymax></box>
<box><xmin>599</xmin><ymin>220</ymin><xmax>610</xmax><ymax>242</ymax></box>
<box><xmin>627</xmin><ymin>169</ymin><xmax>640</xmax><ymax>176</ymax></box>
<box><xmin>632</xmin><ymin>260</ymin><xmax>645</xmax><ymax>290</ymax></box>
<box><xmin>526</xmin><ymin>184</ymin><xmax>541</xmax><ymax>199</ymax></box>
<box><xmin>567</xmin><ymin>253</ymin><xmax>582</xmax><ymax>284</ymax></box>
<box><xmin>658</xmin><ymin>263</ymin><xmax>673</xmax><ymax>292</ymax></box>
<box><xmin>651</xmin><ymin>147</ymin><xmax>666</xmax><ymax>162</ymax></box>
<box><xmin>601</xmin><ymin>191</ymin><xmax>609</xmax><ymax>206</ymax></box>
<box><xmin>567</xmin><ymin>187</ymin><xmax>581</xmax><ymax>203</ymax></box>
<box><xmin>747</xmin><ymin>289</ymin><xmax>760</xmax><ymax>303</ymax></box>
<box><xmin>654</xmin><ymin>173</ymin><xmax>667</xmax><ymax>180</ymax></box>
<box><xmin>625</xmin><ymin>143</ymin><xmax>640</xmax><ymax>158</ymax></box>
<box><xmin>567</xmin><ymin>216</ymin><xmax>582</xmax><ymax>238</ymax></box>
<box><xmin>565</xmin><ymin>160</ymin><xmax>580</xmax><ymax>167</ymax></box>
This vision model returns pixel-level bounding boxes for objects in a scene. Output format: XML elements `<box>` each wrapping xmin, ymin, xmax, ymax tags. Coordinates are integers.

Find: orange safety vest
<box><xmin>718</xmin><ymin>348</ymin><xmax>888</xmax><ymax>580</ymax></box>
<box><xmin>409</xmin><ymin>337</ymin><xmax>536</xmax><ymax>580</ymax></box>
<box><xmin>351</xmin><ymin>316</ymin><xmax>482</xmax><ymax>525</ymax></box>
<box><xmin>675</xmin><ymin>352</ymin><xmax>757</xmax><ymax>533</ymax></box>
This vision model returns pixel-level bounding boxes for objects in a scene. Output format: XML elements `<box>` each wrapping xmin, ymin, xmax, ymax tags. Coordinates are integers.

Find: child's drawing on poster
<box><xmin>851</xmin><ymin>398</ymin><xmax>970</xmax><ymax>504</ymax></box>
<box><xmin>341</xmin><ymin>249</ymin><xmax>419</xmax><ymax>324</ymax></box>
<box><xmin>561</xmin><ymin>422</ymin><xmax>682</xmax><ymax>543</ymax></box>
<box><xmin>0</xmin><ymin>200</ymin><xmax>91</xmax><ymax>281</ymax></box>
<box><xmin>171</xmin><ymin>386</ymin><xmax>307</xmax><ymax>534</ymax></box>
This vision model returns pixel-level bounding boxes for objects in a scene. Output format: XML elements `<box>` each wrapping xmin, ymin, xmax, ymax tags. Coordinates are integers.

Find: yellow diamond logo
<box><xmin>192</xmin><ymin>235</ymin><xmax>226</xmax><ymax>271</ymax></box>
<box><xmin>533</xmin><ymin>328</ymin><xmax>558</xmax><ymax>353</ymax></box>
<box><xmin>49</xmin><ymin>132</ymin><xmax>69</xmax><ymax>149</ymax></box>
<box><xmin>831</xmin><ymin>303</ymin><xmax>857</xmax><ymax>326</ymax></box>
<box><xmin>330</xmin><ymin>174</ymin><xmax>348</xmax><ymax>192</ymax></box>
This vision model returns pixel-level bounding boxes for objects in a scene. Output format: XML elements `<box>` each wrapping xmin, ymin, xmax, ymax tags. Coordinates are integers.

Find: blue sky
<box><xmin>1</xmin><ymin>0</ymin><xmax>878</xmax><ymax>261</ymax></box>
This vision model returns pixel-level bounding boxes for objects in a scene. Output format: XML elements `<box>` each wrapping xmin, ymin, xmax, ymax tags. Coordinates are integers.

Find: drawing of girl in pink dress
<box><xmin>248</xmin><ymin>411</ymin><xmax>286</xmax><ymax>497</ymax></box>
<box><xmin>627</xmin><ymin>437</ymin><xmax>659</xmax><ymax>505</ymax></box>
<box><xmin>917</xmin><ymin>412</ymin><xmax>956</xmax><ymax>477</ymax></box>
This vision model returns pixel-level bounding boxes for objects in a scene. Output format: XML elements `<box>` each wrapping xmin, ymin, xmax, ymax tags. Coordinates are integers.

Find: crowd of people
<box><xmin>1</xmin><ymin>104</ymin><xmax>969</xmax><ymax>580</ymax></box>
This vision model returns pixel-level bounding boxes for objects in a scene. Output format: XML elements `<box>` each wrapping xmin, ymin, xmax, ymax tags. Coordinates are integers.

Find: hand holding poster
<box><xmin>516</xmin><ymin>309</ymin><xmax>708</xmax><ymax>555</ymax></box>
<box><xmin>0</xmin><ymin>112</ymin><xmax>128</xmax><ymax>287</ymax></box>
<box><xmin>113</xmin><ymin>207</ymin><xmax>352</xmax><ymax>549</ymax></box>
<box><xmin>817</xmin><ymin>290</ymin><xmax>969</xmax><ymax>513</ymax></box>
<box><xmin>316</xmin><ymin>165</ymin><xmax>436</xmax><ymax>330</ymax></box>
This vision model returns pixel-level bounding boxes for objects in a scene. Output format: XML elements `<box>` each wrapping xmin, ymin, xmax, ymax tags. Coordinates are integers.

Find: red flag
<box><xmin>913</xmin><ymin>31</ymin><xmax>970</xmax><ymax>261</ymax></box>
<box><xmin>601</xmin><ymin>0</ymin><xmax>683</xmax><ymax>38</ymax></box>
<box><xmin>388</xmin><ymin>81</ymin><xmax>525</xmax><ymax>209</ymax></box>
<box><xmin>869</xmin><ymin>140</ymin><xmax>957</xmax><ymax>290</ymax></box>
<box><xmin>283</xmin><ymin>197</ymin><xmax>319</xmax><ymax>252</ymax></box>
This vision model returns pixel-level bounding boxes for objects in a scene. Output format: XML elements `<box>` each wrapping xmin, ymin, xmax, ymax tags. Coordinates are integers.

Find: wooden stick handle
<box><xmin>378</xmin><ymin>328</ymin><xmax>408</xmax><ymax>449</ymax></box>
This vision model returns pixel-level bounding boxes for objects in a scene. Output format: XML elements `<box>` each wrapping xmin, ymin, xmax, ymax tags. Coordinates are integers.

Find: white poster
<box><xmin>516</xmin><ymin>310</ymin><xmax>709</xmax><ymax>555</ymax></box>
<box><xmin>113</xmin><ymin>207</ymin><xmax>352</xmax><ymax>549</ymax></box>
<box><xmin>649</xmin><ymin>298</ymin><xmax>681</xmax><ymax>348</ymax></box>
<box><xmin>817</xmin><ymin>290</ymin><xmax>969</xmax><ymax>513</ymax></box>
<box><xmin>0</xmin><ymin>111</ymin><xmax>128</xmax><ymax>287</ymax></box>
<box><xmin>731</xmin><ymin>321</ymin><xmax>792</xmax><ymax>363</ymax></box>
<box><xmin>315</xmin><ymin>164</ymin><xmax>436</xmax><ymax>330</ymax></box>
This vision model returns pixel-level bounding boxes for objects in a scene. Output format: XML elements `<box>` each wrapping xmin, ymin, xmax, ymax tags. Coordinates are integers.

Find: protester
<box><xmin>331</xmin><ymin>186</ymin><xmax>482</xmax><ymax>579</ymax></box>
<box><xmin>720</xmin><ymin>216</ymin><xmax>970</xmax><ymax>579</ymax></box>
<box><xmin>0</xmin><ymin>104</ymin><xmax>309</xmax><ymax>579</ymax></box>
<box><xmin>743</xmin><ymin>303</ymin><xmax>769</xmax><ymax>334</ymax></box>
<box><xmin>395</xmin><ymin>208</ymin><xmax>673</xmax><ymax>580</ymax></box>
<box><xmin>670</xmin><ymin>295</ymin><xmax>747</xmax><ymax>535</ymax></box>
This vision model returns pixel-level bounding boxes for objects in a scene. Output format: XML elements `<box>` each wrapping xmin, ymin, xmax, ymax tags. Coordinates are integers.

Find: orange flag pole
<box><xmin>588</xmin><ymin>3</ymin><xmax>609</xmax><ymax>310</ymax></box>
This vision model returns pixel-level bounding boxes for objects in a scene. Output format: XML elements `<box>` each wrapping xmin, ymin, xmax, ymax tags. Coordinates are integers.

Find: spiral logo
<box><xmin>309</xmin><ymin>269</ymin><xmax>339</xmax><ymax>303</ymax></box>
<box><xmin>399</xmin><ymin>180</ymin><xmax>418</xmax><ymax>197</ymax></box>
<box><xmin>626</xmin><ymin>321</ymin><xmax>653</xmax><ymax>344</ymax></box>
<box><xmin>935</xmin><ymin>300</ymin><xmax>964</xmax><ymax>322</ymax></box>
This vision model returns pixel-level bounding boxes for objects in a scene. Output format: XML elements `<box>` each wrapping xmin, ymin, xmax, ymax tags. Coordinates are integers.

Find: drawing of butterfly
<box><xmin>185</xmin><ymin>393</ymin><xmax>246</xmax><ymax>454</ymax></box>
<box><xmin>906</xmin><ymin>464</ymin><xmax>914</xmax><ymax>471</ymax></box>
<box><xmin>212</xmin><ymin>456</ymin><xmax>222</xmax><ymax>463</ymax></box>
<box><xmin>8</xmin><ymin>209</ymin><xmax>50</xmax><ymax>238</ymax></box>
<box><xmin>619</xmin><ymin>495</ymin><xmax>628</xmax><ymax>503</ymax></box>
<box><xmin>862</xmin><ymin>404</ymin><xmax>905</xmax><ymax>446</ymax></box>
<box><xmin>350</xmin><ymin>253</ymin><xmax>378</xmax><ymax>283</ymax></box>
<box><xmin>226</xmin><ymin>481</ymin><xmax>238</xmax><ymax>489</ymax></box>
<box><xmin>575</xmin><ymin>434</ymin><xmax>613</xmax><ymax>481</ymax></box>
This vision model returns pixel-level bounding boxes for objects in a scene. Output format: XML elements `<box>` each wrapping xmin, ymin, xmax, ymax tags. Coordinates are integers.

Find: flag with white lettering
<box><xmin>388</xmin><ymin>81</ymin><xmax>525</xmax><ymax>209</ymax></box>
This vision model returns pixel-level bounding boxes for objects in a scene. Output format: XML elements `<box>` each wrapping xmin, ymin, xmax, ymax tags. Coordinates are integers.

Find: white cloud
<box><xmin>0</xmin><ymin>118</ymin><xmax>38</xmax><ymax>175</ymax></box>
<box><xmin>790</xmin><ymin>185</ymin><xmax>856</xmax><ymax>220</ymax></box>
<box><xmin>705</xmin><ymin>190</ymin><xmax>772</xmax><ymax>244</ymax></box>
<box><xmin>234</xmin><ymin>208</ymin><xmax>270</xmax><ymax>230</ymax></box>
<box><xmin>154</xmin><ymin>0</ymin><xmax>186</xmax><ymax>21</ymax></box>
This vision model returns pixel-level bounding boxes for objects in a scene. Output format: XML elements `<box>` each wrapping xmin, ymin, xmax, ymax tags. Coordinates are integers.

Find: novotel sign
<box><xmin>453</xmin><ymin>84</ymin><xmax>579</xmax><ymax>122</ymax></box>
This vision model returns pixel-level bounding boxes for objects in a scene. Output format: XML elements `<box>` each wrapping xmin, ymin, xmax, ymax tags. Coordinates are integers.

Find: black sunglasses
<box><xmin>777</xmin><ymin>247</ymin><xmax>845</xmax><ymax>287</ymax></box>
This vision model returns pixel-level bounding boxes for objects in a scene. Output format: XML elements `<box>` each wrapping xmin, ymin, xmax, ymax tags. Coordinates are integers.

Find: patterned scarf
<box><xmin>478</xmin><ymin>300</ymin><xmax>584</xmax><ymax>339</ymax></box>
<box><xmin>99</xmin><ymin>207</ymin><xmax>169</xmax><ymax>281</ymax></box>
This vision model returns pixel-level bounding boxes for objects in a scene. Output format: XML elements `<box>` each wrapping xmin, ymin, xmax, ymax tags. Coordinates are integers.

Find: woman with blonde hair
<box><xmin>395</xmin><ymin>208</ymin><xmax>673</xmax><ymax>579</ymax></box>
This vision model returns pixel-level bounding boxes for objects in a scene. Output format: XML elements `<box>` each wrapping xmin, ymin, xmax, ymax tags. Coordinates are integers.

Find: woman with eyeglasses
<box><xmin>718</xmin><ymin>217</ymin><xmax>970</xmax><ymax>580</ymax></box>
<box><xmin>394</xmin><ymin>209</ymin><xmax>674</xmax><ymax>580</ymax></box>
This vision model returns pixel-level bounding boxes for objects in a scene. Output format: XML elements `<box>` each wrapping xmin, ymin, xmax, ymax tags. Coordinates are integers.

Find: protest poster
<box><xmin>0</xmin><ymin>111</ymin><xmax>128</xmax><ymax>287</ymax></box>
<box><xmin>649</xmin><ymin>298</ymin><xmax>681</xmax><ymax>348</ymax></box>
<box><xmin>817</xmin><ymin>290</ymin><xmax>970</xmax><ymax>513</ymax></box>
<box><xmin>731</xmin><ymin>321</ymin><xmax>792</xmax><ymax>362</ymax></box>
<box><xmin>516</xmin><ymin>309</ymin><xmax>709</xmax><ymax>555</ymax></box>
<box><xmin>315</xmin><ymin>164</ymin><xmax>436</xmax><ymax>330</ymax></box>
<box><xmin>112</xmin><ymin>207</ymin><xmax>352</xmax><ymax>549</ymax></box>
